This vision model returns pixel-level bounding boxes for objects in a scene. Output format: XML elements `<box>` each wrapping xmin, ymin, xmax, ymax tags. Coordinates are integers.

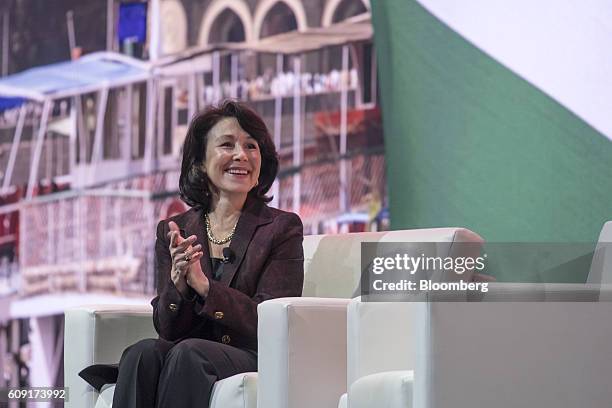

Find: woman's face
<box><xmin>203</xmin><ymin>117</ymin><xmax>262</xmax><ymax>198</ymax></box>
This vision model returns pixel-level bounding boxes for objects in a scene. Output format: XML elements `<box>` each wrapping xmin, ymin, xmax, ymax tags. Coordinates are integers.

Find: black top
<box><xmin>210</xmin><ymin>258</ymin><xmax>224</xmax><ymax>281</ymax></box>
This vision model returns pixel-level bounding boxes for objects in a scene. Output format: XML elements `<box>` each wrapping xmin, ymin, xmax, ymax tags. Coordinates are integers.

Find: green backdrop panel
<box><xmin>372</xmin><ymin>0</ymin><xmax>612</xmax><ymax>244</ymax></box>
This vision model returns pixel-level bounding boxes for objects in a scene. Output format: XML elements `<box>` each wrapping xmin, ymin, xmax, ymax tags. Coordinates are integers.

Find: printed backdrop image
<box><xmin>373</xmin><ymin>0</ymin><xmax>612</xmax><ymax>243</ymax></box>
<box><xmin>0</xmin><ymin>0</ymin><xmax>383</xmax><ymax>400</ymax></box>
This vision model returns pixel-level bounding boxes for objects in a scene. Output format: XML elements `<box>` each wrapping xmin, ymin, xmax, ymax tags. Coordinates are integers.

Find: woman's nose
<box><xmin>233</xmin><ymin>146</ymin><xmax>248</xmax><ymax>161</ymax></box>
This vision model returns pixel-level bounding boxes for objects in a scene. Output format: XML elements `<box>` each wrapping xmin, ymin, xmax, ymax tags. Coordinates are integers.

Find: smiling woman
<box><xmin>80</xmin><ymin>100</ymin><xmax>304</xmax><ymax>408</ymax></box>
<box><xmin>203</xmin><ymin>117</ymin><xmax>262</xmax><ymax>197</ymax></box>
<box><xmin>179</xmin><ymin>101</ymin><xmax>279</xmax><ymax>212</ymax></box>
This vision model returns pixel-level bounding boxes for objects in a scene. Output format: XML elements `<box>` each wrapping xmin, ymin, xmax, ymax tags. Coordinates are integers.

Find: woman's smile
<box><xmin>225</xmin><ymin>167</ymin><xmax>250</xmax><ymax>176</ymax></box>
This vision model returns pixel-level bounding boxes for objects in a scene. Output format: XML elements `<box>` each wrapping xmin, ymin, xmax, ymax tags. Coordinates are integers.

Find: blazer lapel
<box><xmin>220</xmin><ymin>198</ymin><xmax>273</xmax><ymax>287</ymax></box>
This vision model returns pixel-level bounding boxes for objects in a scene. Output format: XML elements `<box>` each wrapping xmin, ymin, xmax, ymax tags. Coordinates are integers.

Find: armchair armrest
<box><xmin>64</xmin><ymin>304</ymin><xmax>156</xmax><ymax>408</ymax></box>
<box><xmin>257</xmin><ymin>297</ymin><xmax>350</xmax><ymax>408</ymax></box>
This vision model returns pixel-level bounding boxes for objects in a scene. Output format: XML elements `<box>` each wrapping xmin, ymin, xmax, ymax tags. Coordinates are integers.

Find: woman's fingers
<box><xmin>167</xmin><ymin>230</ymin><xmax>177</xmax><ymax>247</ymax></box>
<box><xmin>169</xmin><ymin>233</ymin><xmax>197</xmax><ymax>252</ymax></box>
<box><xmin>168</xmin><ymin>221</ymin><xmax>180</xmax><ymax>234</ymax></box>
<box><xmin>168</xmin><ymin>231</ymin><xmax>194</xmax><ymax>255</ymax></box>
<box><xmin>174</xmin><ymin>245</ymin><xmax>202</xmax><ymax>262</ymax></box>
<box><xmin>174</xmin><ymin>235</ymin><xmax>197</xmax><ymax>250</ymax></box>
<box><xmin>169</xmin><ymin>235</ymin><xmax>197</xmax><ymax>261</ymax></box>
<box><xmin>174</xmin><ymin>251</ymin><xmax>203</xmax><ymax>274</ymax></box>
<box><xmin>186</xmin><ymin>251</ymin><xmax>204</xmax><ymax>264</ymax></box>
<box><xmin>167</xmin><ymin>221</ymin><xmax>180</xmax><ymax>246</ymax></box>
<box><xmin>167</xmin><ymin>222</ymin><xmax>196</xmax><ymax>249</ymax></box>
<box><xmin>166</xmin><ymin>222</ymin><xmax>203</xmax><ymax>276</ymax></box>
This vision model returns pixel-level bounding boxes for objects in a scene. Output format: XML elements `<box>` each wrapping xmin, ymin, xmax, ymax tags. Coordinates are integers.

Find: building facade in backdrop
<box><xmin>0</xmin><ymin>0</ymin><xmax>385</xmax><ymax>394</ymax></box>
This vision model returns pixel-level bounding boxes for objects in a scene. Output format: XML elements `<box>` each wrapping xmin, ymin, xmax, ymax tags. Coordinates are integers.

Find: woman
<box><xmin>110</xmin><ymin>100</ymin><xmax>304</xmax><ymax>407</ymax></box>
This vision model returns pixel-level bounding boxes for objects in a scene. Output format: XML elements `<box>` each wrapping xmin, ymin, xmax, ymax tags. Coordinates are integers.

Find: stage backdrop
<box><xmin>371</xmin><ymin>0</ymin><xmax>612</xmax><ymax>243</ymax></box>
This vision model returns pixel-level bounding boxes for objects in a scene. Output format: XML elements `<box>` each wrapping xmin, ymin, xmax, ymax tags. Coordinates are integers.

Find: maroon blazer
<box><xmin>151</xmin><ymin>197</ymin><xmax>304</xmax><ymax>351</ymax></box>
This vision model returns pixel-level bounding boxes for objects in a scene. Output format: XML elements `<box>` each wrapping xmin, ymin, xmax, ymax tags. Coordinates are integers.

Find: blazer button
<box><xmin>214</xmin><ymin>311</ymin><xmax>224</xmax><ymax>320</ymax></box>
<box><xmin>221</xmin><ymin>335</ymin><xmax>231</xmax><ymax>344</ymax></box>
<box><xmin>168</xmin><ymin>303</ymin><xmax>178</xmax><ymax>312</ymax></box>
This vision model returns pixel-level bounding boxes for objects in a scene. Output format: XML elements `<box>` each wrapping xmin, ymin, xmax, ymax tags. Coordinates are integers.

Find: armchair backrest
<box><xmin>302</xmin><ymin>227</ymin><xmax>483</xmax><ymax>299</ymax></box>
<box><xmin>587</xmin><ymin>221</ymin><xmax>612</xmax><ymax>284</ymax></box>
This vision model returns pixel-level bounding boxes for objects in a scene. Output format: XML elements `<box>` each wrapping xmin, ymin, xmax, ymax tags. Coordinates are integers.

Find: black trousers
<box><xmin>112</xmin><ymin>338</ymin><xmax>258</xmax><ymax>408</ymax></box>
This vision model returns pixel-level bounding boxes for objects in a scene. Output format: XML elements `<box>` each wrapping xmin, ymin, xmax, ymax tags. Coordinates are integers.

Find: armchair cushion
<box><xmin>92</xmin><ymin>373</ymin><xmax>258</xmax><ymax>408</ymax></box>
<box><xmin>210</xmin><ymin>372</ymin><xmax>258</xmax><ymax>408</ymax></box>
<box><xmin>348</xmin><ymin>371</ymin><xmax>414</xmax><ymax>408</ymax></box>
<box><xmin>95</xmin><ymin>385</ymin><xmax>115</xmax><ymax>408</ymax></box>
<box><xmin>347</xmin><ymin>299</ymin><xmax>417</xmax><ymax>388</ymax></box>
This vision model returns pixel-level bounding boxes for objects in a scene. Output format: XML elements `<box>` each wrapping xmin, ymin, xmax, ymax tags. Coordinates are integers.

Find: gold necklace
<box><xmin>204</xmin><ymin>213</ymin><xmax>237</xmax><ymax>245</ymax></box>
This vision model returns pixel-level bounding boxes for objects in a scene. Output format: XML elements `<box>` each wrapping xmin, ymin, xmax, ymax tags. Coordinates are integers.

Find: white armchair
<box><xmin>342</xmin><ymin>221</ymin><xmax>612</xmax><ymax>408</ymax></box>
<box><xmin>65</xmin><ymin>227</ymin><xmax>483</xmax><ymax>408</ymax></box>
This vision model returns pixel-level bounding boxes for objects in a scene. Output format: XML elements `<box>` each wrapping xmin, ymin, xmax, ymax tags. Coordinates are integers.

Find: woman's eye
<box><xmin>220</xmin><ymin>142</ymin><xmax>233</xmax><ymax>148</ymax></box>
<box><xmin>246</xmin><ymin>143</ymin><xmax>258</xmax><ymax>150</ymax></box>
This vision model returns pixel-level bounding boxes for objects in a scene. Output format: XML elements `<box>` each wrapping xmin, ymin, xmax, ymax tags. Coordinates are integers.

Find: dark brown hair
<box><xmin>179</xmin><ymin>100</ymin><xmax>279</xmax><ymax>211</ymax></box>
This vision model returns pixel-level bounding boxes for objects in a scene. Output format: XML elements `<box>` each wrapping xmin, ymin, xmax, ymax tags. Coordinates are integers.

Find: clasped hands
<box><xmin>168</xmin><ymin>221</ymin><xmax>210</xmax><ymax>298</ymax></box>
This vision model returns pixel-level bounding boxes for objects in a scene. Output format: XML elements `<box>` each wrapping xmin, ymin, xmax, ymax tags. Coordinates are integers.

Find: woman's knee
<box><xmin>121</xmin><ymin>338</ymin><xmax>165</xmax><ymax>365</ymax></box>
<box><xmin>159</xmin><ymin>339</ymin><xmax>217</xmax><ymax>390</ymax></box>
<box><xmin>165</xmin><ymin>338</ymin><xmax>201</xmax><ymax>361</ymax></box>
<box><xmin>164</xmin><ymin>338</ymin><xmax>215</xmax><ymax>371</ymax></box>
